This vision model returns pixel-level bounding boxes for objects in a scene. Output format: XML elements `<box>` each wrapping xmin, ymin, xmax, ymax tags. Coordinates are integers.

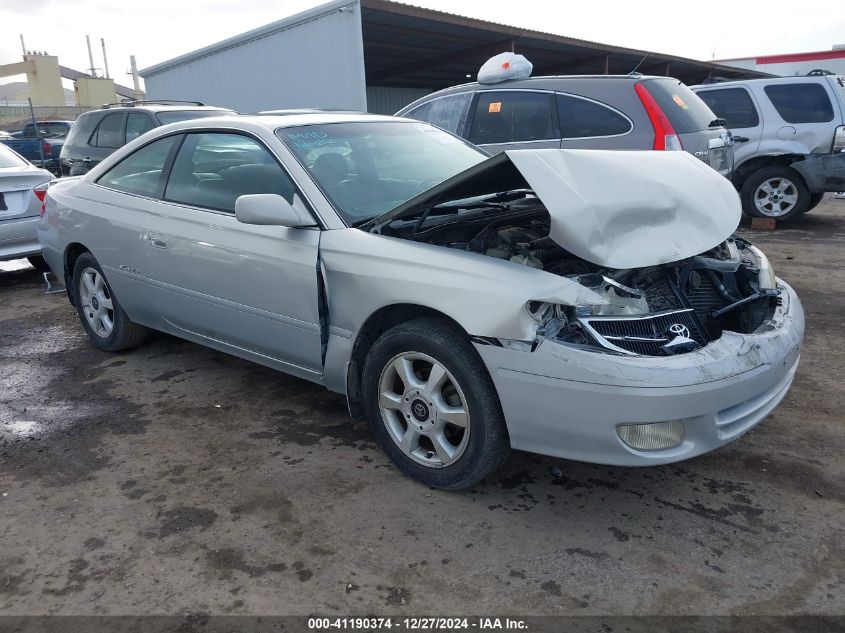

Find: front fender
<box><xmin>319</xmin><ymin>228</ymin><xmax>603</xmax><ymax>342</ymax></box>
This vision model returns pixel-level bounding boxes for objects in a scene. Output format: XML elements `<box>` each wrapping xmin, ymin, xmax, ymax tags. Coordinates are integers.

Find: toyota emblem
<box><xmin>414</xmin><ymin>402</ymin><xmax>427</xmax><ymax>418</ymax></box>
<box><xmin>667</xmin><ymin>323</ymin><xmax>691</xmax><ymax>339</ymax></box>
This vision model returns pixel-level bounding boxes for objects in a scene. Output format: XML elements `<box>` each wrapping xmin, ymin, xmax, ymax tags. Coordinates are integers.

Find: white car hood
<box><xmin>369</xmin><ymin>148</ymin><xmax>741</xmax><ymax>269</ymax></box>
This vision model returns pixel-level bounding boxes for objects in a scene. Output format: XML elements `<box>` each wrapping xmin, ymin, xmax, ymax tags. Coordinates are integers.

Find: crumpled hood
<box><xmin>368</xmin><ymin>148</ymin><xmax>741</xmax><ymax>269</ymax></box>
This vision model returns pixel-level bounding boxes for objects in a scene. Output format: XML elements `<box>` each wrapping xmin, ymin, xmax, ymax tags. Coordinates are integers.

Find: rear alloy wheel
<box><xmin>73</xmin><ymin>252</ymin><xmax>148</xmax><ymax>352</ymax></box>
<box><xmin>362</xmin><ymin>318</ymin><xmax>510</xmax><ymax>490</ymax></box>
<box><xmin>741</xmin><ymin>166</ymin><xmax>810</xmax><ymax>220</ymax></box>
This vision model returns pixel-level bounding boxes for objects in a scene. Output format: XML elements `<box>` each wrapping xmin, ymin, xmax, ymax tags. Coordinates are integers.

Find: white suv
<box><xmin>692</xmin><ymin>75</ymin><xmax>845</xmax><ymax>219</ymax></box>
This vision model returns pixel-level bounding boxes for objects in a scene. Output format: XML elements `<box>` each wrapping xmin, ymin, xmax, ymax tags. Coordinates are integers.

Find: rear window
<box><xmin>155</xmin><ymin>110</ymin><xmax>233</xmax><ymax>125</ymax></box>
<box><xmin>556</xmin><ymin>94</ymin><xmax>632</xmax><ymax>138</ymax></box>
<box><xmin>641</xmin><ymin>79</ymin><xmax>719</xmax><ymax>133</ymax></box>
<box><xmin>0</xmin><ymin>144</ymin><xmax>27</xmax><ymax>168</ymax></box>
<box><xmin>763</xmin><ymin>83</ymin><xmax>834</xmax><ymax>124</ymax></box>
<box><xmin>697</xmin><ymin>88</ymin><xmax>760</xmax><ymax>129</ymax></box>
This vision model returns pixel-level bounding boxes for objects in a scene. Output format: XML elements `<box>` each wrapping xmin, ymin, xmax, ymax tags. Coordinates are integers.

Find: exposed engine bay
<box><xmin>380</xmin><ymin>196</ymin><xmax>780</xmax><ymax>356</ymax></box>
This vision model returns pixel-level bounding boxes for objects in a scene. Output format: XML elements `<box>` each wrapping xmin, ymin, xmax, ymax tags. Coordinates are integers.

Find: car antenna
<box><xmin>627</xmin><ymin>54</ymin><xmax>649</xmax><ymax>76</ymax></box>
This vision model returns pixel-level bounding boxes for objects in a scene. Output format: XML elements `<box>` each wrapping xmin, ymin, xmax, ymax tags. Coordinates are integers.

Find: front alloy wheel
<box><xmin>361</xmin><ymin>317</ymin><xmax>510</xmax><ymax>490</ymax></box>
<box><xmin>378</xmin><ymin>351</ymin><xmax>470</xmax><ymax>468</ymax></box>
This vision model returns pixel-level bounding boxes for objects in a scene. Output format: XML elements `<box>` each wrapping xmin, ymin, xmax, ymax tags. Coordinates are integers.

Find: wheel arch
<box><xmin>345</xmin><ymin>303</ymin><xmax>470</xmax><ymax>418</ymax></box>
<box><xmin>63</xmin><ymin>242</ymin><xmax>91</xmax><ymax>306</ymax></box>
<box><xmin>733</xmin><ymin>154</ymin><xmax>808</xmax><ymax>189</ymax></box>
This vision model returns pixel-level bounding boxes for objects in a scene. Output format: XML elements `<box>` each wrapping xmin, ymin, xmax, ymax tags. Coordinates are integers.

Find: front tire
<box><xmin>73</xmin><ymin>252</ymin><xmax>148</xmax><ymax>352</ymax></box>
<box><xmin>361</xmin><ymin>318</ymin><xmax>510</xmax><ymax>490</ymax></box>
<box><xmin>740</xmin><ymin>166</ymin><xmax>810</xmax><ymax>220</ymax></box>
<box><xmin>803</xmin><ymin>192</ymin><xmax>825</xmax><ymax>214</ymax></box>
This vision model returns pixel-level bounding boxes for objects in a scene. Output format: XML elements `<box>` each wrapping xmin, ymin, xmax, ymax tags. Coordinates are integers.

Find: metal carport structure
<box><xmin>140</xmin><ymin>0</ymin><xmax>769</xmax><ymax>114</ymax></box>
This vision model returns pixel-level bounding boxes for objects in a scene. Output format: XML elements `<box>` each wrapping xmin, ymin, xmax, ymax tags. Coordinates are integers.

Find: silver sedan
<box><xmin>0</xmin><ymin>143</ymin><xmax>52</xmax><ymax>270</ymax></box>
<box><xmin>38</xmin><ymin>113</ymin><xmax>804</xmax><ymax>489</ymax></box>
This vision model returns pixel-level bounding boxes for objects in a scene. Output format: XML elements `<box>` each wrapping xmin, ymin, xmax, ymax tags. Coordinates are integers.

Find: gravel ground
<box><xmin>0</xmin><ymin>197</ymin><xmax>842</xmax><ymax>617</ymax></box>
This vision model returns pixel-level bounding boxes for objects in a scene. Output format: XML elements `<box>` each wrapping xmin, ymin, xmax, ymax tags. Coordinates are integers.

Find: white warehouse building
<box><xmin>139</xmin><ymin>0</ymin><xmax>764</xmax><ymax>115</ymax></box>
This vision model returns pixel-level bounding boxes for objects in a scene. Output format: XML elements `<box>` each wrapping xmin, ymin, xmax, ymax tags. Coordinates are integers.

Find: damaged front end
<box><xmin>365</xmin><ymin>148</ymin><xmax>775</xmax><ymax>357</ymax></box>
<box><xmin>528</xmin><ymin>236</ymin><xmax>781</xmax><ymax>357</ymax></box>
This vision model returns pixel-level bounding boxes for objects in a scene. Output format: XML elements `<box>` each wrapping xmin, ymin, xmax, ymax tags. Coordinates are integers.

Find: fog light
<box><xmin>616</xmin><ymin>421</ymin><xmax>685</xmax><ymax>451</ymax></box>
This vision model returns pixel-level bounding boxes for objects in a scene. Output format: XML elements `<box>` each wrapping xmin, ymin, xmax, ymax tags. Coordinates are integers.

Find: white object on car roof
<box><xmin>507</xmin><ymin>149</ymin><xmax>742</xmax><ymax>269</ymax></box>
<box><xmin>477</xmin><ymin>52</ymin><xmax>533</xmax><ymax>84</ymax></box>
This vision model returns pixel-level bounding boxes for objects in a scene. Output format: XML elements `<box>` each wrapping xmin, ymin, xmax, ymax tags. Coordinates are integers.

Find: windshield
<box><xmin>155</xmin><ymin>110</ymin><xmax>234</xmax><ymax>125</ymax></box>
<box><xmin>0</xmin><ymin>144</ymin><xmax>27</xmax><ymax>168</ymax></box>
<box><xmin>278</xmin><ymin>121</ymin><xmax>486</xmax><ymax>224</ymax></box>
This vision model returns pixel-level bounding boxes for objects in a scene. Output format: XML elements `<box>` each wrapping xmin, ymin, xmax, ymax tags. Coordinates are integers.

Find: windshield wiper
<box><xmin>433</xmin><ymin>188</ymin><xmax>535</xmax><ymax>210</ymax></box>
<box><xmin>411</xmin><ymin>189</ymin><xmax>536</xmax><ymax>238</ymax></box>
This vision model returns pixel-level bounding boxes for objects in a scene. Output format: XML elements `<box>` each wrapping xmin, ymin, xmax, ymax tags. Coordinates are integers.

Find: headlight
<box><xmin>748</xmin><ymin>245</ymin><xmax>776</xmax><ymax>290</ymax></box>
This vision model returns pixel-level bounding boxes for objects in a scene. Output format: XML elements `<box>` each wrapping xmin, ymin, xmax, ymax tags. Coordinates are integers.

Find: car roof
<box><xmin>93</xmin><ymin>104</ymin><xmax>235</xmax><ymax>113</ymax></box>
<box><xmin>420</xmin><ymin>73</ymin><xmax>671</xmax><ymax>95</ymax></box>
<box><xmin>690</xmin><ymin>75</ymin><xmax>844</xmax><ymax>89</ymax></box>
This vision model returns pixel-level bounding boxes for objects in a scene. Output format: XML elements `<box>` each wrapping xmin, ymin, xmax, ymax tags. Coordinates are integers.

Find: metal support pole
<box><xmin>28</xmin><ymin>98</ymin><xmax>45</xmax><ymax>167</ymax></box>
<box><xmin>86</xmin><ymin>35</ymin><xmax>96</xmax><ymax>77</ymax></box>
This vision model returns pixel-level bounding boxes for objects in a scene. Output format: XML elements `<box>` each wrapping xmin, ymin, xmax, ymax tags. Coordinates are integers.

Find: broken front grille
<box><xmin>579</xmin><ymin>309</ymin><xmax>705</xmax><ymax>356</ymax></box>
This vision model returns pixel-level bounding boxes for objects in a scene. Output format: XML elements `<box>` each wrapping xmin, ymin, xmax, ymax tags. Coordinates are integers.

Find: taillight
<box><xmin>833</xmin><ymin>125</ymin><xmax>845</xmax><ymax>153</ymax></box>
<box><xmin>635</xmin><ymin>82</ymin><xmax>683</xmax><ymax>151</ymax></box>
<box><xmin>41</xmin><ymin>141</ymin><xmax>52</xmax><ymax>156</ymax></box>
<box><xmin>34</xmin><ymin>182</ymin><xmax>49</xmax><ymax>216</ymax></box>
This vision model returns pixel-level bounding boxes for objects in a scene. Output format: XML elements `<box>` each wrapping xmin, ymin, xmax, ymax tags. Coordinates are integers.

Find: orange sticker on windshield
<box><xmin>672</xmin><ymin>94</ymin><xmax>690</xmax><ymax>110</ymax></box>
<box><xmin>488</xmin><ymin>102</ymin><xmax>502</xmax><ymax>113</ymax></box>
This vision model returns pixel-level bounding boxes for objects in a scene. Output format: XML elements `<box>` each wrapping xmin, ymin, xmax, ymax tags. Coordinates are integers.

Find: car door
<box><xmin>466</xmin><ymin>90</ymin><xmax>561</xmax><ymax>154</ymax></box>
<box><xmin>140</xmin><ymin>131</ymin><xmax>323</xmax><ymax>376</ymax></box>
<box><xmin>696</xmin><ymin>86</ymin><xmax>762</xmax><ymax>167</ymax></box>
<box><xmin>761</xmin><ymin>81</ymin><xmax>837</xmax><ymax>154</ymax></box>
<box><xmin>91</xmin><ymin>133</ymin><xmax>183</xmax><ymax>317</ymax></box>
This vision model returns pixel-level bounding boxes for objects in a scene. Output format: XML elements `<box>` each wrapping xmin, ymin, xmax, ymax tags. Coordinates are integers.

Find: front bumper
<box><xmin>476</xmin><ymin>280</ymin><xmax>804</xmax><ymax>466</ymax></box>
<box><xmin>792</xmin><ymin>152</ymin><xmax>845</xmax><ymax>193</ymax></box>
<box><xmin>0</xmin><ymin>215</ymin><xmax>40</xmax><ymax>261</ymax></box>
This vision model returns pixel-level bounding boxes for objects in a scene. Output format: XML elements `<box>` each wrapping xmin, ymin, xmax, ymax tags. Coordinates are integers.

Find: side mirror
<box><xmin>234</xmin><ymin>194</ymin><xmax>316</xmax><ymax>228</ymax></box>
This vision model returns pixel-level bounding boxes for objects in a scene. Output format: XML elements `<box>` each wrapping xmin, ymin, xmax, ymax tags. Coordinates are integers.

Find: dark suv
<box><xmin>397</xmin><ymin>75</ymin><xmax>734</xmax><ymax>177</ymax></box>
<box><xmin>60</xmin><ymin>101</ymin><xmax>235</xmax><ymax>176</ymax></box>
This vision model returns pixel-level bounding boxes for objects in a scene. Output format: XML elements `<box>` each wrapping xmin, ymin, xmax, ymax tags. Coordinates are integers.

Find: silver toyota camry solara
<box><xmin>38</xmin><ymin>113</ymin><xmax>804</xmax><ymax>489</ymax></box>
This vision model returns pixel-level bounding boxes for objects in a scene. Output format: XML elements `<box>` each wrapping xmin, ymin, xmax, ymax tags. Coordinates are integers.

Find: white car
<box><xmin>38</xmin><ymin>113</ymin><xmax>804</xmax><ymax>489</ymax></box>
<box><xmin>0</xmin><ymin>143</ymin><xmax>53</xmax><ymax>269</ymax></box>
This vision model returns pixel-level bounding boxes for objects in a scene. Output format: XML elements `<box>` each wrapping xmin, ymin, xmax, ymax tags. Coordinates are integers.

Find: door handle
<box><xmin>148</xmin><ymin>234</ymin><xmax>167</xmax><ymax>249</ymax></box>
<box><xmin>732</xmin><ymin>136</ymin><xmax>749</xmax><ymax>143</ymax></box>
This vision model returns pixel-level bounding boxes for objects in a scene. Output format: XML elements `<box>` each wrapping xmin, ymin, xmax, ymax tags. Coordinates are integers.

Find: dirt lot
<box><xmin>0</xmin><ymin>198</ymin><xmax>843</xmax><ymax>617</ymax></box>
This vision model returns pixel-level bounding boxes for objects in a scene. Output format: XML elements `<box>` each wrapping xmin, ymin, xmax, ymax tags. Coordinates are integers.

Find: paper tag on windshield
<box><xmin>488</xmin><ymin>102</ymin><xmax>502</xmax><ymax>113</ymax></box>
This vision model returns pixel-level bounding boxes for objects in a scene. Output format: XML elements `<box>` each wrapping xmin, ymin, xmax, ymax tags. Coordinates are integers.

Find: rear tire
<box><xmin>72</xmin><ymin>252</ymin><xmax>148</xmax><ymax>352</ymax></box>
<box><xmin>740</xmin><ymin>166</ymin><xmax>810</xmax><ymax>220</ymax></box>
<box><xmin>361</xmin><ymin>317</ymin><xmax>510</xmax><ymax>490</ymax></box>
<box><xmin>27</xmin><ymin>255</ymin><xmax>50</xmax><ymax>272</ymax></box>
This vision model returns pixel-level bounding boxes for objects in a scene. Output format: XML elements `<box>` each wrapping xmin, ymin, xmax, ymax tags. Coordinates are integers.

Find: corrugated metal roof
<box><xmin>141</xmin><ymin>0</ymin><xmax>770</xmax><ymax>86</ymax></box>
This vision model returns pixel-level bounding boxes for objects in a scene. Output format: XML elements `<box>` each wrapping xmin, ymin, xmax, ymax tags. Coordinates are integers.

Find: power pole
<box><xmin>129</xmin><ymin>55</ymin><xmax>142</xmax><ymax>100</ymax></box>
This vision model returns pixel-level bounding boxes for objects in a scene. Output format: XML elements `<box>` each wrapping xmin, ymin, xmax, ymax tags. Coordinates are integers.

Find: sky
<box><xmin>1</xmin><ymin>0</ymin><xmax>843</xmax><ymax>90</ymax></box>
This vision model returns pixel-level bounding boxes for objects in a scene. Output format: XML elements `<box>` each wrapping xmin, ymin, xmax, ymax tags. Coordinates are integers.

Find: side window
<box><xmin>125</xmin><ymin>113</ymin><xmax>155</xmax><ymax>143</ymax></box>
<box><xmin>404</xmin><ymin>93</ymin><xmax>472</xmax><ymax>135</ymax></box>
<box><xmin>97</xmin><ymin>135</ymin><xmax>179</xmax><ymax>197</ymax></box>
<box><xmin>90</xmin><ymin>113</ymin><xmax>125</xmax><ymax>149</ymax></box>
<box><xmin>763</xmin><ymin>83</ymin><xmax>834</xmax><ymax>124</ymax></box>
<box><xmin>556</xmin><ymin>94</ymin><xmax>632</xmax><ymax>138</ymax></box>
<box><xmin>164</xmin><ymin>133</ymin><xmax>296</xmax><ymax>213</ymax></box>
<box><xmin>697</xmin><ymin>88</ymin><xmax>760</xmax><ymax>128</ymax></box>
<box><xmin>468</xmin><ymin>91</ymin><xmax>557</xmax><ymax>145</ymax></box>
